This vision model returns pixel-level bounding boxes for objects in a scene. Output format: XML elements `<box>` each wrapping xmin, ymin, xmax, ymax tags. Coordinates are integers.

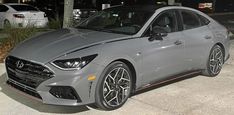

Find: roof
<box><xmin>4</xmin><ymin>3</ymin><xmax>29</xmax><ymax>6</ymax></box>
<box><xmin>104</xmin><ymin>5</ymin><xmax>167</xmax><ymax>12</ymax></box>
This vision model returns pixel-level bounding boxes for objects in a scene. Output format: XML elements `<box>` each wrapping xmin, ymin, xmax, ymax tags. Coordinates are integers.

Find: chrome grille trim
<box><xmin>5</xmin><ymin>56</ymin><xmax>54</xmax><ymax>88</ymax></box>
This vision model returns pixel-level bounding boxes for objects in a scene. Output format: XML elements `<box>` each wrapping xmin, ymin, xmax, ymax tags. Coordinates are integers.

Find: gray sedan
<box><xmin>5</xmin><ymin>5</ymin><xmax>230</xmax><ymax>110</ymax></box>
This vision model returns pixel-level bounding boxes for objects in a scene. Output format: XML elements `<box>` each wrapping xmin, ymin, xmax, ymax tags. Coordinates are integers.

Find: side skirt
<box><xmin>134</xmin><ymin>70</ymin><xmax>202</xmax><ymax>95</ymax></box>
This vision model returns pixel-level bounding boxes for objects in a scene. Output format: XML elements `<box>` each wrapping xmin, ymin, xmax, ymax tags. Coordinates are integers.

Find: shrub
<box><xmin>48</xmin><ymin>19</ymin><xmax>62</xmax><ymax>29</ymax></box>
<box><xmin>0</xmin><ymin>27</ymin><xmax>37</xmax><ymax>62</ymax></box>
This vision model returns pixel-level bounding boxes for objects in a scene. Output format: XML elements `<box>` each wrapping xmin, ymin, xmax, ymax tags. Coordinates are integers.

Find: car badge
<box><xmin>16</xmin><ymin>60</ymin><xmax>24</xmax><ymax>69</ymax></box>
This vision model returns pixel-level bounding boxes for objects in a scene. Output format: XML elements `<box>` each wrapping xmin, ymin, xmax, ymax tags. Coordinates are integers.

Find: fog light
<box><xmin>49</xmin><ymin>86</ymin><xmax>81</xmax><ymax>102</ymax></box>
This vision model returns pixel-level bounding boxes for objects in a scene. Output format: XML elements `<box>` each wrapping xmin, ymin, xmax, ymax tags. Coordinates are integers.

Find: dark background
<box><xmin>3</xmin><ymin>0</ymin><xmax>234</xmax><ymax>21</ymax></box>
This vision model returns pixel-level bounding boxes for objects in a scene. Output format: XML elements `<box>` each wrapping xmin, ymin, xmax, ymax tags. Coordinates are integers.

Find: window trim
<box><xmin>0</xmin><ymin>5</ymin><xmax>9</xmax><ymax>12</ymax></box>
<box><xmin>175</xmin><ymin>10</ymin><xmax>183</xmax><ymax>31</ymax></box>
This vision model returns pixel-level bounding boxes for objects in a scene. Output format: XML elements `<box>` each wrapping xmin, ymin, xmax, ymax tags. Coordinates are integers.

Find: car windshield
<box><xmin>10</xmin><ymin>5</ymin><xmax>38</xmax><ymax>11</ymax></box>
<box><xmin>77</xmin><ymin>8</ymin><xmax>154</xmax><ymax>35</ymax></box>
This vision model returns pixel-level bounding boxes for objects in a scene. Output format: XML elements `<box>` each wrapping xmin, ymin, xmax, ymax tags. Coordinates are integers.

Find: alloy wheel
<box><xmin>102</xmin><ymin>67</ymin><xmax>131</xmax><ymax>107</ymax></box>
<box><xmin>209</xmin><ymin>46</ymin><xmax>224</xmax><ymax>75</ymax></box>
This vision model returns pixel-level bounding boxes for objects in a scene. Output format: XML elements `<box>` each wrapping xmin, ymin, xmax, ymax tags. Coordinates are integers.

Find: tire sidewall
<box><xmin>206</xmin><ymin>45</ymin><xmax>224</xmax><ymax>77</ymax></box>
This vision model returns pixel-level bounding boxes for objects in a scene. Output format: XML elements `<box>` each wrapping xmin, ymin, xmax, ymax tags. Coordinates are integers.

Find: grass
<box><xmin>47</xmin><ymin>19</ymin><xmax>62</xmax><ymax>29</ymax></box>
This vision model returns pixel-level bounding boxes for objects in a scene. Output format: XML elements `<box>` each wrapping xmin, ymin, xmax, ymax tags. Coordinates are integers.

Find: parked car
<box><xmin>0</xmin><ymin>3</ymin><xmax>48</xmax><ymax>28</ymax></box>
<box><xmin>73</xmin><ymin>9</ymin><xmax>97</xmax><ymax>24</ymax></box>
<box><xmin>5</xmin><ymin>5</ymin><xmax>230</xmax><ymax>110</ymax></box>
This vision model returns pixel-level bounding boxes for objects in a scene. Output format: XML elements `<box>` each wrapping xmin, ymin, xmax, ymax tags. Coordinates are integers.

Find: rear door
<box><xmin>179</xmin><ymin>10</ymin><xmax>214</xmax><ymax>70</ymax></box>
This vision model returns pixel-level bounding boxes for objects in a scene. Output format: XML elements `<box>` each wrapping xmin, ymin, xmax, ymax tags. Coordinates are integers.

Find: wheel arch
<box><xmin>4</xmin><ymin>19</ymin><xmax>10</xmax><ymax>24</ymax></box>
<box><xmin>3</xmin><ymin>19</ymin><xmax>11</xmax><ymax>27</ymax></box>
<box><xmin>112</xmin><ymin>59</ymin><xmax>137</xmax><ymax>94</ymax></box>
<box><xmin>215</xmin><ymin>42</ymin><xmax>225</xmax><ymax>58</ymax></box>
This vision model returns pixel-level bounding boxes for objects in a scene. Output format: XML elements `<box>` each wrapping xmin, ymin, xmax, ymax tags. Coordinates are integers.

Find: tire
<box><xmin>202</xmin><ymin>45</ymin><xmax>224</xmax><ymax>77</ymax></box>
<box><xmin>4</xmin><ymin>20</ymin><xmax>11</xmax><ymax>28</ymax></box>
<box><xmin>95</xmin><ymin>61</ymin><xmax>132</xmax><ymax>110</ymax></box>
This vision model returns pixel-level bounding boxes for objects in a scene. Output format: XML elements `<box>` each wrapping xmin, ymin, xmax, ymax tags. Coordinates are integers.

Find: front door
<box><xmin>141</xmin><ymin>10</ymin><xmax>187</xmax><ymax>85</ymax></box>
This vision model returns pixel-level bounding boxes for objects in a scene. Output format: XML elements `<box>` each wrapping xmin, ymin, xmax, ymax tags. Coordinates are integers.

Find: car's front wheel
<box><xmin>203</xmin><ymin>45</ymin><xmax>224</xmax><ymax>77</ymax></box>
<box><xmin>95</xmin><ymin>61</ymin><xmax>132</xmax><ymax>110</ymax></box>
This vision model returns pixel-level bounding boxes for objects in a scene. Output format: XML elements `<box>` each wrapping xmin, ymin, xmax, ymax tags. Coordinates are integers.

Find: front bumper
<box><xmin>5</xmin><ymin>56</ymin><xmax>105</xmax><ymax>106</ymax></box>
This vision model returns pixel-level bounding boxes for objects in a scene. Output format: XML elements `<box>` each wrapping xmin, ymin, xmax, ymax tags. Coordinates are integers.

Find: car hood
<box><xmin>9</xmin><ymin>28</ymin><xmax>130</xmax><ymax>64</ymax></box>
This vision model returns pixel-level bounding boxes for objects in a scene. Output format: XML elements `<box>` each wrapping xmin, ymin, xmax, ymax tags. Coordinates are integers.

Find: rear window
<box><xmin>0</xmin><ymin>5</ymin><xmax>9</xmax><ymax>12</ymax></box>
<box><xmin>181</xmin><ymin>11</ymin><xmax>201</xmax><ymax>30</ymax></box>
<box><xmin>198</xmin><ymin>14</ymin><xmax>210</xmax><ymax>25</ymax></box>
<box><xmin>10</xmin><ymin>5</ymin><xmax>38</xmax><ymax>11</ymax></box>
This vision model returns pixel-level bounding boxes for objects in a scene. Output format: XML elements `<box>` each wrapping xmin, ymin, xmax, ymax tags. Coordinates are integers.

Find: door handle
<box><xmin>204</xmin><ymin>35</ymin><xmax>212</xmax><ymax>39</ymax></box>
<box><xmin>174</xmin><ymin>40</ymin><xmax>183</xmax><ymax>45</ymax></box>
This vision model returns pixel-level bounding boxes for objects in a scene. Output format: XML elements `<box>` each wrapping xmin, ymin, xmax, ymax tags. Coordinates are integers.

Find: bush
<box><xmin>48</xmin><ymin>19</ymin><xmax>62</xmax><ymax>29</ymax></box>
<box><xmin>0</xmin><ymin>27</ymin><xmax>37</xmax><ymax>62</ymax></box>
<box><xmin>3</xmin><ymin>27</ymin><xmax>37</xmax><ymax>46</ymax></box>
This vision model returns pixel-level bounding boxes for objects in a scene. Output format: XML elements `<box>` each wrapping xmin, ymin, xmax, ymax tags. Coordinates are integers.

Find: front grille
<box><xmin>5</xmin><ymin>56</ymin><xmax>54</xmax><ymax>89</ymax></box>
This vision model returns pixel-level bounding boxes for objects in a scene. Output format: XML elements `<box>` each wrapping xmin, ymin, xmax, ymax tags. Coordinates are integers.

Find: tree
<box><xmin>63</xmin><ymin>0</ymin><xmax>74</xmax><ymax>28</ymax></box>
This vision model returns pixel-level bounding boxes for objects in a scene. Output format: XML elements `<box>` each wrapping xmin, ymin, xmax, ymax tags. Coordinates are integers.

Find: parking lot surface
<box><xmin>0</xmin><ymin>40</ymin><xmax>233</xmax><ymax>115</ymax></box>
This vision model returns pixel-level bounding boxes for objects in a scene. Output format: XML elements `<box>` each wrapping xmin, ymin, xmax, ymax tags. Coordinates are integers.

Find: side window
<box><xmin>152</xmin><ymin>11</ymin><xmax>178</xmax><ymax>33</ymax></box>
<box><xmin>198</xmin><ymin>14</ymin><xmax>210</xmax><ymax>25</ymax></box>
<box><xmin>0</xmin><ymin>5</ymin><xmax>9</xmax><ymax>12</ymax></box>
<box><xmin>181</xmin><ymin>11</ymin><xmax>200</xmax><ymax>30</ymax></box>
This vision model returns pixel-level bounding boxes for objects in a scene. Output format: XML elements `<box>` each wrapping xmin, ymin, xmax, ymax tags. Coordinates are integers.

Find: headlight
<box><xmin>52</xmin><ymin>54</ymin><xmax>97</xmax><ymax>70</ymax></box>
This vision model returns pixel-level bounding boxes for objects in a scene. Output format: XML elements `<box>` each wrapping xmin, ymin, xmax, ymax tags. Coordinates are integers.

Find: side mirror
<box><xmin>148</xmin><ymin>27</ymin><xmax>168</xmax><ymax>42</ymax></box>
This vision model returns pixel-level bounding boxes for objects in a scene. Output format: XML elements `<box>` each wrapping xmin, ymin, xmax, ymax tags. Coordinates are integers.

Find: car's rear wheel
<box><xmin>203</xmin><ymin>45</ymin><xmax>224</xmax><ymax>77</ymax></box>
<box><xmin>4</xmin><ymin>20</ymin><xmax>11</xmax><ymax>28</ymax></box>
<box><xmin>95</xmin><ymin>61</ymin><xmax>132</xmax><ymax>110</ymax></box>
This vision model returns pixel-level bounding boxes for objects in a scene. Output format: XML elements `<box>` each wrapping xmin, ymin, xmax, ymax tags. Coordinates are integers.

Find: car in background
<box><xmin>0</xmin><ymin>3</ymin><xmax>48</xmax><ymax>28</ymax></box>
<box><xmin>198</xmin><ymin>2</ymin><xmax>213</xmax><ymax>13</ymax></box>
<box><xmin>73</xmin><ymin>9</ymin><xmax>97</xmax><ymax>23</ymax></box>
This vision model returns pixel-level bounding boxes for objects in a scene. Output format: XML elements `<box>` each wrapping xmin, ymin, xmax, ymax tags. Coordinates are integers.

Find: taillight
<box><xmin>13</xmin><ymin>14</ymin><xmax>25</xmax><ymax>18</ymax></box>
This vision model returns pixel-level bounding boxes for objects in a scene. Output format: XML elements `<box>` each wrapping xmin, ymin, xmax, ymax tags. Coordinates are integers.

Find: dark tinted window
<box><xmin>10</xmin><ymin>5</ymin><xmax>38</xmax><ymax>11</ymax></box>
<box><xmin>0</xmin><ymin>5</ymin><xmax>9</xmax><ymax>12</ymax></box>
<box><xmin>152</xmin><ymin>11</ymin><xmax>178</xmax><ymax>33</ymax></box>
<box><xmin>181</xmin><ymin>11</ymin><xmax>200</xmax><ymax>30</ymax></box>
<box><xmin>78</xmin><ymin>8</ymin><xmax>153</xmax><ymax>35</ymax></box>
<box><xmin>198</xmin><ymin>15</ymin><xmax>210</xmax><ymax>25</ymax></box>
